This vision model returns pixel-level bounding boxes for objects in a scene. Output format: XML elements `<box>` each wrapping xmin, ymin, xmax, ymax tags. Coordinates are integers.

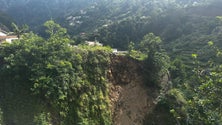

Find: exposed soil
<box><xmin>108</xmin><ymin>55</ymin><xmax>161</xmax><ymax>125</ymax></box>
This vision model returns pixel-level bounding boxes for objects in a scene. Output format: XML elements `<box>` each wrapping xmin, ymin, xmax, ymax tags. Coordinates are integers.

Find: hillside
<box><xmin>0</xmin><ymin>0</ymin><xmax>215</xmax><ymax>34</ymax></box>
<box><xmin>1</xmin><ymin>0</ymin><xmax>222</xmax><ymax>125</ymax></box>
<box><xmin>0</xmin><ymin>10</ymin><xmax>14</xmax><ymax>31</ymax></box>
<box><xmin>0</xmin><ymin>20</ymin><xmax>171</xmax><ymax>125</ymax></box>
<box><xmin>0</xmin><ymin>0</ymin><xmax>95</xmax><ymax>32</ymax></box>
<box><xmin>0</xmin><ymin>33</ymin><xmax>167</xmax><ymax>125</ymax></box>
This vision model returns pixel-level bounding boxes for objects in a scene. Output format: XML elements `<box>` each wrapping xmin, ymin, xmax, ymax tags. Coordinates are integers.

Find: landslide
<box><xmin>108</xmin><ymin>55</ymin><xmax>172</xmax><ymax>125</ymax></box>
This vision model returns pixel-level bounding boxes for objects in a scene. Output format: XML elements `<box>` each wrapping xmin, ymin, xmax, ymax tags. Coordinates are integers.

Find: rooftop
<box><xmin>0</xmin><ymin>36</ymin><xmax>18</xmax><ymax>39</ymax></box>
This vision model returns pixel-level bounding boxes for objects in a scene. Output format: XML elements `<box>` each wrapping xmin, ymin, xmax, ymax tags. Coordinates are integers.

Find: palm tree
<box><xmin>11</xmin><ymin>23</ymin><xmax>29</xmax><ymax>38</ymax></box>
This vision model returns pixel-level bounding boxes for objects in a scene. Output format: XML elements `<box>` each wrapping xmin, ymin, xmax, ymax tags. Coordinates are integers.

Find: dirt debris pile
<box><xmin>108</xmin><ymin>55</ymin><xmax>160</xmax><ymax>125</ymax></box>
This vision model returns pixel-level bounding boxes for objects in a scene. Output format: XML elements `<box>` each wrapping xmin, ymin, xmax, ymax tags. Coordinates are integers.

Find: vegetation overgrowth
<box><xmin>0</xmin><ymin>20</ymin><xmax>169</xmax><ymax>125</ymax></box>
<box><xmin>0</xmin><ymin>21</ymin><xmax>112</xmax><ymax>125</ymax></box>
<box><xmin>1</xmin><ymin>0</ymin><xmax>222</xmax><ymax>124</ymax></box>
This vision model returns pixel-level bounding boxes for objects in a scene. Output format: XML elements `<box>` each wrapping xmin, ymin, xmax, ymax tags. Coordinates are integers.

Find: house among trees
<box><xmin>0</xmin><ymin>30</ymin><xmax>18</xmax><ymax>43</ymax></box>
<box><xmin>85</xmin><ymin>40</ymin><xmax>103</xmax><ymax>46</ymax></box>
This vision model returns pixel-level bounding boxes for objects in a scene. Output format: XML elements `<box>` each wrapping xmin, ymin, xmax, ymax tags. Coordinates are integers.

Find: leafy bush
<box><xmin>34</xmin><ymin>113</ymin><xmax>51</xmax><ymax>125</ymax></box>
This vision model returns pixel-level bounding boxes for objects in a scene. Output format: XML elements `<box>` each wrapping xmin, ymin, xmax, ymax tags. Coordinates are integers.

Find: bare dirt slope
<box><xmin>108</xmin><ymin>55</ymin><xmax>160</xmax><ymax>125</ymax></box>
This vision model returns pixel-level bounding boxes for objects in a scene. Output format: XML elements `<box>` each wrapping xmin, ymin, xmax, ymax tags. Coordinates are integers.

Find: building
<box><xmin>0</xmin><ymin>36</ymin><xmax>18</xmax><ymax>43</ymax></box>
<box><xmin>0</xmin><ymin>31</ymin><xmax>18</xmax><ymax>43</ymax></box>
<box><xmin>112</xmin><ymin>48</ymin><xmax>118</xmax><ymax>53</ymax></box>
<box><xmin>85</xmin><ymin>41</ymin><xmax>103</xmax><ymax>46</ymax></box>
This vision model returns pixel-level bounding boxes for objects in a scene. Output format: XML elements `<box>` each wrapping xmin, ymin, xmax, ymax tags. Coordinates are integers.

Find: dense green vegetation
<box><xmin>0</xmin><ymin>20</ymin><xmax>169</xmax><ymax>124</ymax></box>
<box><xmin>162</xmin><ymin>42</ymin><xmax>222</xmax><ymax>124</ymax></box>
<box><xmin>0</xmin><ymin>21</ymin><xmax>112</xmax><ymax>125</ymax></box>
<box><xmin>1</xmin><ymin>0</ymin><xmax>222</xmax><ymax>125</ymax></box>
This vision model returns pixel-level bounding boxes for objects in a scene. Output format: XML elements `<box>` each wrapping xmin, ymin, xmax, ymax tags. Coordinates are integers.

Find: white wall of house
<box><xmin>0</xmin><ymin>32</ymin><xmax>7</xmax><ymax>36</ymax></box>
<box><xmin>85</xmin><ymin>41</ymin><xmax>103</xmax><ymax>46</ymax></box>
<box><xmin>5</xmin><ymin>38</ymin><xmax>18</xmax><ymax>43</ymax></box>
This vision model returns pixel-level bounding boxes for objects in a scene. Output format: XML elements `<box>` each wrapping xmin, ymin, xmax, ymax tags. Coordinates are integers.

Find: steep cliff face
<box><xmin>108</xmin><ymin>55</ymin><xmax>162</xmax><ymax>125</ymax></box>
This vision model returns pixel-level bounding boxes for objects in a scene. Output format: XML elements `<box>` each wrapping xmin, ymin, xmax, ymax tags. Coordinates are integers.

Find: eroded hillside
<box><xmin>0</xmin><ymin>25</ymin><xmax>171</xmax><ymax>124</ymax></box>
<box><xmin>108</xmin><ymin>55</ymin><xmax>168</xmax><ymax>125</ymax></box>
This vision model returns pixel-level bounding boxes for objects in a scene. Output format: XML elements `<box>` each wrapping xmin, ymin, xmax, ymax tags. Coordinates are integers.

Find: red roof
<box><xmin>0</xmin><ymin>36</ymin><xmax>18</xmax><ymax>40</ymax></box>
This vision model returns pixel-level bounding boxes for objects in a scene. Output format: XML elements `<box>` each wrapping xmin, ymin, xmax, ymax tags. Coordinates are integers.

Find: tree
<box><xmin>139</xmin><ymin>33</ymin><xmax>162</xmax><ymax>56</ymax></box>
<box><xmin>11</xmin><ymin>22</ymin><xmax>29</xmax><ymax>38</ymax></box>
<box><xmin>127</xmin><ymin>41</ymin><xmax>135</xmax><ymax>55</ymax></box>
<box><xmin>169</xmin><ymin>58</ymin><xmax>187</xmax><ymax>86</ymax></box>
<box><xmin>138</xmin><ymin>33</ymin><xmax>169</xmax><ymax>86</ymax></box>
<box><xmin>44</xmin><ymin>20</ymin><xmax>67</xmax><ymax>37</ymax></box>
